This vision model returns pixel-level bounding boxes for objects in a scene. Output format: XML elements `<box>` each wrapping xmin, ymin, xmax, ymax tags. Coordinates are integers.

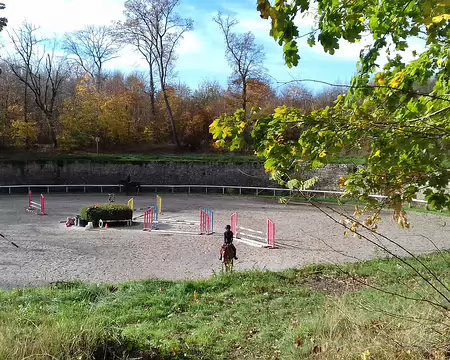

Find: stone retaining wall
<box><xmin>0</xmin><ymin>161</ymin><xmax>360</xmax><ymax>190</ymax></box>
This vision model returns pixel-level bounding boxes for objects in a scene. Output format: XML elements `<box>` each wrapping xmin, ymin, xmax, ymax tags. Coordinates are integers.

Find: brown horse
<box><xmin>220</xmin><ymin>244</ymin><xmax>234</xmax><ymax>272</ymax></box>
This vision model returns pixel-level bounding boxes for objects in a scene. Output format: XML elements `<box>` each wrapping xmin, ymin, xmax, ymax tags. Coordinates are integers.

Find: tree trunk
<box><xmin>24</xmin><ymin>70</ymin><xmax>29</xmax><ymax>150</ymax></box>
<box><xmin>46</xmin><ymin>114</ymin><xmax>58</xmax><ymax>148</ymax></box>
<box><xmin>242</xmin><ymin>77</ymin><xmax>247</xmax><ymax>117</ymax></box>
<box><xmin>161</xmin><ymin>84</ymin><xmax>180</xmax><ymax>147</ymax></box>
<box><xmin>50</xmin><ymin>126</ymin><xmax>58</xmax><ymax>148</ymax></box>
<box><xmin>149</xmin><ymin>67</ymin><xmax>156</xmax><ymax>120</ymax></box>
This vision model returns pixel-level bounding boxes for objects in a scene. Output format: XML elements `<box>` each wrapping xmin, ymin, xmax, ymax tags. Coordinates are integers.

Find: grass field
<box><xmin>1</xmin><ymin>253</ymin><xmax>449</xmax><ymax>360</ymax></box>
<box><xmin>0</xmin><ymin>149</ymin><xmax>372</xmax><ymax>165</ymax></box>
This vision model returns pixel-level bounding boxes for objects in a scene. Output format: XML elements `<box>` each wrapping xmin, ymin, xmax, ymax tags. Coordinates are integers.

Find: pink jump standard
<box><xmin>143</xmin><ymin>207</ymin><xmax>155</xmax><ymax>232</ymax></box>
<box><xmin>27</xmin><ymin>191</ymin><xmax>46</xmax><ymax>215</ymax></box>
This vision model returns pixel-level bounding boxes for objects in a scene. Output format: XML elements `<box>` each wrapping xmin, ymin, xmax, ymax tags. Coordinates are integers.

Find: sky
<box><xmin>0</xmin><ymin>0</ymin><xmax>425</xmax><ymax>93</ymax></box>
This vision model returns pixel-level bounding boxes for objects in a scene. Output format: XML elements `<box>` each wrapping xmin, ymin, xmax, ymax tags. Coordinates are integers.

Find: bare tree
<box><xmin>115</xmin><ymin>17</ymin><xmax>158</xmax><ymax>120</ymax></box>
<box><xmin>121</xmin><ymin>0</ymin><xmax>193</xmax><ymax>147</ymax></box>
<box><xmin>64</xmin><ymin>25</ymin><xmax>118</xmax><ymax>90</ymax></box>
<box><xmin>5</xmin><ymin>22</ymin><xmax>68</xmax><ymax>148</ymax></box>
<box><xmin>279</xmin><ymin>83</ymin><xmax>314</xmax><ymax>112</ymax></box>
<box><xmin>213</xmin><ymin>12</ymin><xmax>266</xmax><ymax>116</ymax></box>
<box><xmin>313</xmin><ymin>85</ymin><xmax>347</xmax><ymax>109</ymax></box>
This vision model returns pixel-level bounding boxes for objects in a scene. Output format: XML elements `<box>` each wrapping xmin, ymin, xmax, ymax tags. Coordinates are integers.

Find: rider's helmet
<box><xmin>225</xmin><ymin>224</ymin><xmax>231</xmax><ymax>230</ymax></box>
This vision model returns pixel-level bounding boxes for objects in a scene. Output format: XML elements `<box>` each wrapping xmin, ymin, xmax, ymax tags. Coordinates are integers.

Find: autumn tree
<box><xmin>213</xmin><ymin>12</ymin><xmax>266</xmax><ymax>116</ymax></box>
<box><xmin>5</xmin><ymin>22</ymin><xmax>68</xmax><ymax>148</ymax></box>
<box><xmin>64</xmin><ymin>25</ymin><xmax>119</xmax><ymax>90</ymax></box>
<box><xmin>114</xmin><ymin>14</ymin><xmax>158</xmax><ymax>120</ymax></box>
<box><xmin>212</xmin><ymin>0</ymin><xmax>450</xmax><ymax>220</ymax></box>
<box><xmin>121</xmin><ymin>0</ymin><xmax>193</xmax><ymax>147</ymax></box>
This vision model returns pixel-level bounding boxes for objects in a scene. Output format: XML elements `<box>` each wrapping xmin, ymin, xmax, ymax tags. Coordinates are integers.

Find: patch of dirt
<box><xmin>303</xmin><ymin>274</ymin><xmax>369</xmax><ymax>296</ymax></box>
<box><xmin>0</xmin><ymin>193</ymin><xmax>448</xmax><ymax>289</ymax></box>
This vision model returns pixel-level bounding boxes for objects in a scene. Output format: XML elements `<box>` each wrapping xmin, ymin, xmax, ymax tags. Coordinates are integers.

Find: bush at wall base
<box><xmin>80</xmin><ymin>204</ymin><xmax>133</xmax><ymax>227</ymax></box>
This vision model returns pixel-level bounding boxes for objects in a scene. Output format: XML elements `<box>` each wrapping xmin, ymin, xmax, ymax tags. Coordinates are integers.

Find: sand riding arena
<box><xmin>0</xmin><ymin>192</ymin><xmax>449</xmax><ymax>289</ymax></box>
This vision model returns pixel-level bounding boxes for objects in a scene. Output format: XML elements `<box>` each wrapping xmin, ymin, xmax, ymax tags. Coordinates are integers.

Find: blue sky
<box><xmin>1</xmin><ymin>0</ymin><xmax>421</xmax><ymax>93</ymax></box>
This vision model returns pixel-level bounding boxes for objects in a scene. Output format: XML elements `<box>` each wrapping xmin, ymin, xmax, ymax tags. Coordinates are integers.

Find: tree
<box><xmin>59</xmin><ymin>75</ymin><xmax>103</xmax><ymax>150</ymax></box>
<box><xmin>279</xmin><ymin>83</ymin><xmax>314</xmax><ymax>112</ymax></box>
<box><xmin>121</xmin><ymin>0</ymin><xmax>193</xmax><ymax>147</ymax></box>
<box><xmin>0</xmin><ymin>2</ymin><xmax>6</xmax><ymax>34</ymax></box>
<box><xmin>64</xmin><ymin>25</ymin><xmax>119</xmax><ymax>90</ymax></box>
<box><xmin>213</xmin><ymin>13</ymin><xmax>266</xmax><ymax>116</ymax></box>
<box><xmin>211</xmin><ymin>0</ymin><xmax>450</xmax><ymax>223</ymax></box>
<box><xmin>115</xmin><ymin>16</ymin><xmax>158</xmax><ymax>120</ymax></box>
<box><xmin>6</xmin><ymin>22</ymin><xmax>68</xmax><ymax>148</ymax></box>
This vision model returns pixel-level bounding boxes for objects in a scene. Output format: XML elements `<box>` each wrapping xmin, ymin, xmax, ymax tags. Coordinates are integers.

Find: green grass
<box><xmin>1</xmin><ymin>253</ymin><xmax>450</xmax><ymax>359</ymax></box>
<box><xmin>0</xmin><ymin>152</ymin><xmax>370</xmax><ymax>165</ymax></box>
<box><xmin>255</xmin><ymin>194</ymin><xmax>450</xmax><ymax>217</ymax></box>
<box><xmin>0</xmin><ymin>152</ymin><xmax>263</xmax><ymax>165</ymax></box>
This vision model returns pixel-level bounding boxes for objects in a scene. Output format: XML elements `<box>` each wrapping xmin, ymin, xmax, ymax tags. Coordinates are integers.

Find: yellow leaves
<box><xmin>392</xmin><ymin>203</ymin><xmax>410</xmax><ymax>229</ymax></box>
<box><xmin>431</xmin><ymin>13</ymin><xmax>450</xmax><ymax>24</ymax></box>
<box><xmin>214</xmin><ymin>139</ymin><xmax>225</xmax><ymax>148</ymax></box>
<box><xmin>222</xmin><ymin>127</ymin><xmax>233</xmax><ymax>137</ymax></box>
<box><xmin>370</xmin><ymin>150</ymin><xmax>381</xmax><ymax>160</ymax></box>
<box><xmin>143</xmin><ymin>127</ymin><xmax>154</xmax><ymax>141</ymax></box>
<box><xmin>377</xmin><ymin>77</ymin><xmax>385</xmax><ymax>86</ymax></box>
<box><xmin>209</xmin><ymin>119</ymin><xmax>220</xmax><ymax>131</ymax></box>
<box><xmin>11</xmin><ymin>120</ymin><xmax>38</xmax><ymax>146</ymax></box>
<box><xmin>424</xmin><ymin>1</ymin><xmax>450</xmax><ymax>29</ymax></box>
<box><xmin>437</xmin><ymin>58</ymin><xmax>444</xmax><ymax>66</ymax></box>
<box><xmin>274</xmin><ymin>106</ymin><xmax>289</xmax><ymax>118</ymax></box>
<box><xmin>361</xmin><ymin>350</ymin><xmax>371</xmax><ymax>360</ymax></box>
<box><xmin>359</xmin><ymin>17</ymin><xmax>366</xmax><ymax>23</ymax></box>
<box><xmin>389</xmin><ymin>71</ymin><xmax>405</xmax><ymax>89</ymax></box>
<box><xmin>319</xmin><ymin>151</ymin><xmax>327</xmax><ymax>158</ymax></box>
<box><xmin>338</xmin><ymin>177</ymin><xmax>346</xmax><ymax>188</ymax></box>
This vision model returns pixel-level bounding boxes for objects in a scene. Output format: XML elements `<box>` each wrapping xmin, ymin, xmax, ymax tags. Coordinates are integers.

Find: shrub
<box><xmin>80</xmin><ymin>204</ymin><xmax>132</xmax><ymax>227</ymax></box>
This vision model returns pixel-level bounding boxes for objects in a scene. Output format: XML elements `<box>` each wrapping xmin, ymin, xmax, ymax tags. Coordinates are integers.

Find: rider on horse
<box><xmin>220</xmin><ymin>224</ymin><xmax>238</xmax><ymax>260</ymax></box>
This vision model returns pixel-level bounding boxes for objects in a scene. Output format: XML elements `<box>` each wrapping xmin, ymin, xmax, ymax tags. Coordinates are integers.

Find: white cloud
<box><xmin>237</xmin><ymin>18</ymin><xmax>271</xmax><ymax>33</ymax></box>
<box><xmin>304</xmin><ymin>34</ymin><xmax>427</xmax><ymax>69</ymax></box>
<box><xmin>2</xmin><ymin>0</ymin><xmax>124</xmax><ymax>34</ymax></box>
<box><xmin>177</xmin><ymin>32</ymin><xmax>204</xmax><ymax>55</ymax></box>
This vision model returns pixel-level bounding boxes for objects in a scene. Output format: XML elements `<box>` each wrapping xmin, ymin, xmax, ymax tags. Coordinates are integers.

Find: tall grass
<box><xmin>0</xmin><ymin>254</ymin><xmax>449</xmax><ymax>359</ymax></box>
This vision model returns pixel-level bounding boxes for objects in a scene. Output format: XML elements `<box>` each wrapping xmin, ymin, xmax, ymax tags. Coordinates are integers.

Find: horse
<box><xmin>220</xmin><ymin>244</ymin><xmax>234</xmax><ymax>272</ymax></box>
<box><xmin>119</xmin><ymin>179</ymin><xmax>141</xmax><ymax>195</ymax></box>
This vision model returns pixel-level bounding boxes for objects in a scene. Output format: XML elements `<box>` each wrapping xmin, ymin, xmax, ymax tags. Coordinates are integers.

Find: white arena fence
<box><xmin>0</xmin><ymin>184</ymin><xmax>428</xmax><ymax>207</ymax></box>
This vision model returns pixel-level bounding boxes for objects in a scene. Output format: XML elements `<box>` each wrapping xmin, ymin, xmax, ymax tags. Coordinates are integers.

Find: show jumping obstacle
<box><xmin>143</xmin><ymin>205</ymin><xmax>214</xmax><ymax>235</ymax></box>
<box><xmin>27</xmin><ymin>191</ymin><xmax>46</xmax><ymax>215</ymax></box>
<box><xmin>143</xmin><ymin>206</ymin><xmax>156</xmax><ymax>231</ymax></box>
<box><xmin>200</xmin><ymin>208</ymin><xmax>214</xmax><ymax>235</ymax></box>
<box><xmin>231</xmin><ymin>212</ymin><xmax>277</xmax><ymax>248</ymax></box>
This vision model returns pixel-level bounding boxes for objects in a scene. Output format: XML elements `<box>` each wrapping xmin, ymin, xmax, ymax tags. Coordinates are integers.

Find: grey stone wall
<box><xmin>0</xmin><ymin>161</ymin><xmax>359</xmax><ymax>190</ymax></box>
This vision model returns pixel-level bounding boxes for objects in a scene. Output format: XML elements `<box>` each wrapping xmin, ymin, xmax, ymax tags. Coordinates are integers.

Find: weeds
<box><xmin>0</xmin><ymin>254</ymin><xmax>449</xmax><ymax>359</ymax></box>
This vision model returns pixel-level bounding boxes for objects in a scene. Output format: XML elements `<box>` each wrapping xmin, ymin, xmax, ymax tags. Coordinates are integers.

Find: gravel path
<box><xmin>0</xmin><ymin>193</ymin><xmax>449</xmax><ymax>289</ymax></box>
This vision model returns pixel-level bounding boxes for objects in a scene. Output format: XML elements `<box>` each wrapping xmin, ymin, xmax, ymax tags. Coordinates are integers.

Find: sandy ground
<box><xmin>0</xmin><ymin>193</ymin><xmax>449</xmax><ymax>289</ymax></box>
